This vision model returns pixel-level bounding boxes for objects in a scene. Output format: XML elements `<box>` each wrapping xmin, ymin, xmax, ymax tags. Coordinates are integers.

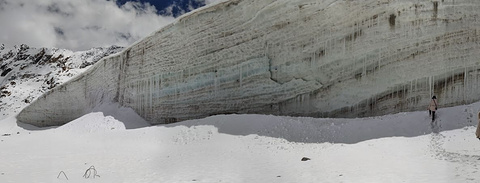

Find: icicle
<box><xmin>265</xmin><ymin>41</ymin><xmax>268</xmax><ymax>57</ymax></box>
<box><xmin>428</xmin><ymin>76</ymin><xmax>432</xmax><ymax>98</ymax></box>
<box><xmin>432</xmin><ymin>75</ymin><xmax>435</xmax><ymax>96</ymax></box>
<box><xmin>313</xmin><ymin>51</ymin><xmax>315</xmax><ymax>68</ymax></box>
<box><xmin>444</xmin><ymin>67</ymin><xmax>447</xmax><ymax>99</ymax></box>
<box><xmin>214</xmin><ymin>67</ymin><xmax>217</xmax><ymax>97</ymax></box>
<box><xmin>464</xmin><ymin>66</ymin><xmax>467</xmax><ymax>102</ymax></box>
<box><xmin>476</xmin><ymin>65</ymin><xmax>478</xmax><ymax>92</ymax></box>
<box><xmin>363</xmin><ymin>56</ymin><xmax>366</xmax><ymax>76</ymax></box>
<box><xmin>239</xmin><ymin>62</ymin><xmax>243</xmax><ymax>87</ymax></box>
<box><xmin>175</xmin><ymin>72</ymin><xmax>177</xmax><ymax>105</ymax></box>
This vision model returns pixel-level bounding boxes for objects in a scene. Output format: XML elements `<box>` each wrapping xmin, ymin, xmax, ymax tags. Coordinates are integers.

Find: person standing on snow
<box><xmin>428</xmin><ymin>96</ymin><xmax>438</xmax><ymax>121</ymax></box>
<box><xmin>476</xmin><ymin>111</ymin><xmax>480</xmax><ymax>140</ymax></box>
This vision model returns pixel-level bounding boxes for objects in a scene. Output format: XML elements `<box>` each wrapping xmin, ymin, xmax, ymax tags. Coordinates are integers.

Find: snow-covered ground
<box><xmin>1</xmin><ymin>99</ymin><xmax>480</xmax><ymax>182</ymax></box>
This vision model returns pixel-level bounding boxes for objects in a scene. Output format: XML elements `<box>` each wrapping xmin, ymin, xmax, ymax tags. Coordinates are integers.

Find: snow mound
<box><xmin>92</xmin><ymin>102</ymin><xmax>151</xmax><ymax>129</ymax></box>
<box><xmin>56</xmin><ymin>112</ymin><xmax>126</xmax><ymax>133</ymax></box>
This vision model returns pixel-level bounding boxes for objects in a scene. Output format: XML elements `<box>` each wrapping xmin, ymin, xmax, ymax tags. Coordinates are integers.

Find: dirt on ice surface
<box><xmin>1</xmin><ymin>102</ymin><xmax>480</xmax><ymax>182</ymax></box>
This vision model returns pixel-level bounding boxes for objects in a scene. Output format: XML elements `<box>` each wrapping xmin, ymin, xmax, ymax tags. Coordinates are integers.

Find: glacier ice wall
<box><xmin>18</xmin><ymin>0</ymin><xmax>480</xmax><ymax>126</ymax></box>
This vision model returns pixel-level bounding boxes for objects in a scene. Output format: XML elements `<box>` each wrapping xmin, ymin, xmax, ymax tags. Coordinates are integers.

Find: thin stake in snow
<box><xmin>57</xmin><ymin>171</ymin><xmax>68</xmax><ymax>180</ymax></box>
<box><xmin>83</xmin><ymin>166</ymin><xmax>100</xmax><ymax>179</ymax></box>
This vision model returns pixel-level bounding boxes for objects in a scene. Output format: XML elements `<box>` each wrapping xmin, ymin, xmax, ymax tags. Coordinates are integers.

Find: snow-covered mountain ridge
<box><xmin>18</xmin><ymin>0</ymin><xmax>480</xmax><ymax>126</ymax></box>
<box><xmin>0</xmin><ymin>44</ymin><xmax>123</xmax><ymax>119</ymax></box>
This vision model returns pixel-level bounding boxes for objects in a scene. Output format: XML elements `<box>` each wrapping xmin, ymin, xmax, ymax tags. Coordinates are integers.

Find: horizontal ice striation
<box><xmin>18</xmin><ymin>0</ymin><xmax>480</xmax><ymax>126</ymax></box>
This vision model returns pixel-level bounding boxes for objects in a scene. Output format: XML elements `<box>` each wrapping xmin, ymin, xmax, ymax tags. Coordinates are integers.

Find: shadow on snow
<box><xmin>165</xmin><ymin>103</ymin><xmax>479</xmax><ymax>144</ymax></box>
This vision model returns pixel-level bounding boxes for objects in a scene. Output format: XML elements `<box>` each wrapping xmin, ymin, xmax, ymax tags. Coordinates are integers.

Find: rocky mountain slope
<box><xmin>0</xmin><ymin>44</ymin><xmax>123</xmax><ymax>119</ymax></box>
<box><xmin>17</xmin><ymin>0</ymin><xmax>480</xmax><ymax>126</ymax></box>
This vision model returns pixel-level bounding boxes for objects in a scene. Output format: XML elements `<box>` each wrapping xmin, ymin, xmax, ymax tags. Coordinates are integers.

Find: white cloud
<box><xmin>0</xmin><ymin>0</ymin><xmax>175</xmax><ymax>51</ymax></box>
<box><xmin>205</xmin><ymin>0</ymin><xmax>227</xmax><ymax>5</ymax></box>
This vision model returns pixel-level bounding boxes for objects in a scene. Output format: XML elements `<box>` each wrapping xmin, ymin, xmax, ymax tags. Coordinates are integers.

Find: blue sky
<box><xmin>0</xmin><ymin>0</ymin><xmax>221</xmax><ymax>51</ymax></box>
<box><xmin>115</xmin><ymin>0</ymin><xmax>205</xmax><ymax>17</ymax></box>
<box><xmin>116</xmin><ymin>0</ymin><xmax>176</xmax><ymax>10</ymax></box>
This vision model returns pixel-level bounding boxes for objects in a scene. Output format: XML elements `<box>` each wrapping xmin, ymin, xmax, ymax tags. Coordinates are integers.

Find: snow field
<box><xmin>1</xmin><ymin>101</ymin><xmax>480</xmax><ymax>182</ymax></box>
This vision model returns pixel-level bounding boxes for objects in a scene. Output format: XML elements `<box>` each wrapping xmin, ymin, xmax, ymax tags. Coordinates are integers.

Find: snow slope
<box><xmin>1</xmin><ymin>100</ymin><xmax>480</xmax><ymax>182</ymax></box>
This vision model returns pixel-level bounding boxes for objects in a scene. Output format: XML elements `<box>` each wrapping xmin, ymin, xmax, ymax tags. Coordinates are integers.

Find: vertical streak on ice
<box><xmin>142</xmin><ymin>79</ymin><xmax>148</xmax><ymax>116</ymax></box>
<box><xmin>464</xmin><ymin>66</ymin><xmax>467</xmax><ymax>102</ymax></box>
<box><xmin>265</xmin><ymin>40</ymin><xmax>268</xmax><ymax>58</ymax></box>
<box><xmin>363</xmin><ymin>56</ymin><xmax>366</xmax><ymax>76</ymax></box>
<box><xmin>476</xmin><ymin>65</ymin><xmax>478</xmax><ymax>94</ymax></box>
<box><xmin>149</xmin><ymin>77</ymin><xmax>152</xmax><ymax>117</ymax></box>
<box><xmin>414</xmin><ymin>78</ymin><xmax>418</xmax><ymax>104</ymax></box>
<box><xmin>410</xmin><ymin>80</ymin><xmax>413</xmax><ymax>106</ymax></box>
<box><xmin>175</xmin><ymin>72</ymin><xmax>177</xmax><ymax>105</ymax></box>
<box><xmin>432</xmin><ymin>75</ymin><xmax>435</xmax><ymax>97</ymax></box>
<box><xmin>445</xmin><ymin>67</ymin><xmax>447</xmax><ymax>100</ymax></box>
<box><xmin>239</xmin><ymin>63</ymin><xmax>243</xmax><ymax>87</ymax></box>
<box><xmin>452</xmin><ymin>68</ymin><xmax>455</xmax><ymax>100</ymax></box>
<box><xmin>429</xmin><ymin>76</ymin><xmax>432</xmax><ymax>98</ymax></box>
<box><xmin>214</xmin><ymin>67</ymin><xmax>217</xmax><ymax>97</ymax></box>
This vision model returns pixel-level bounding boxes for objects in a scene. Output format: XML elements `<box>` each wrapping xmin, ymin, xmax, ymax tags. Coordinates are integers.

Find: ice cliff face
<box><xmin>18</xmin><ymin>0</ymin><xmax>480</xmax><ymax>126</ymax></box>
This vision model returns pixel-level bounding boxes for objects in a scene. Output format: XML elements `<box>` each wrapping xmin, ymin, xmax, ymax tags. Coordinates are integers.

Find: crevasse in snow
<box><xmin>17</xmin><ymin>0</ymin><xmax>480</xmax><ymax>126</ymax></box>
